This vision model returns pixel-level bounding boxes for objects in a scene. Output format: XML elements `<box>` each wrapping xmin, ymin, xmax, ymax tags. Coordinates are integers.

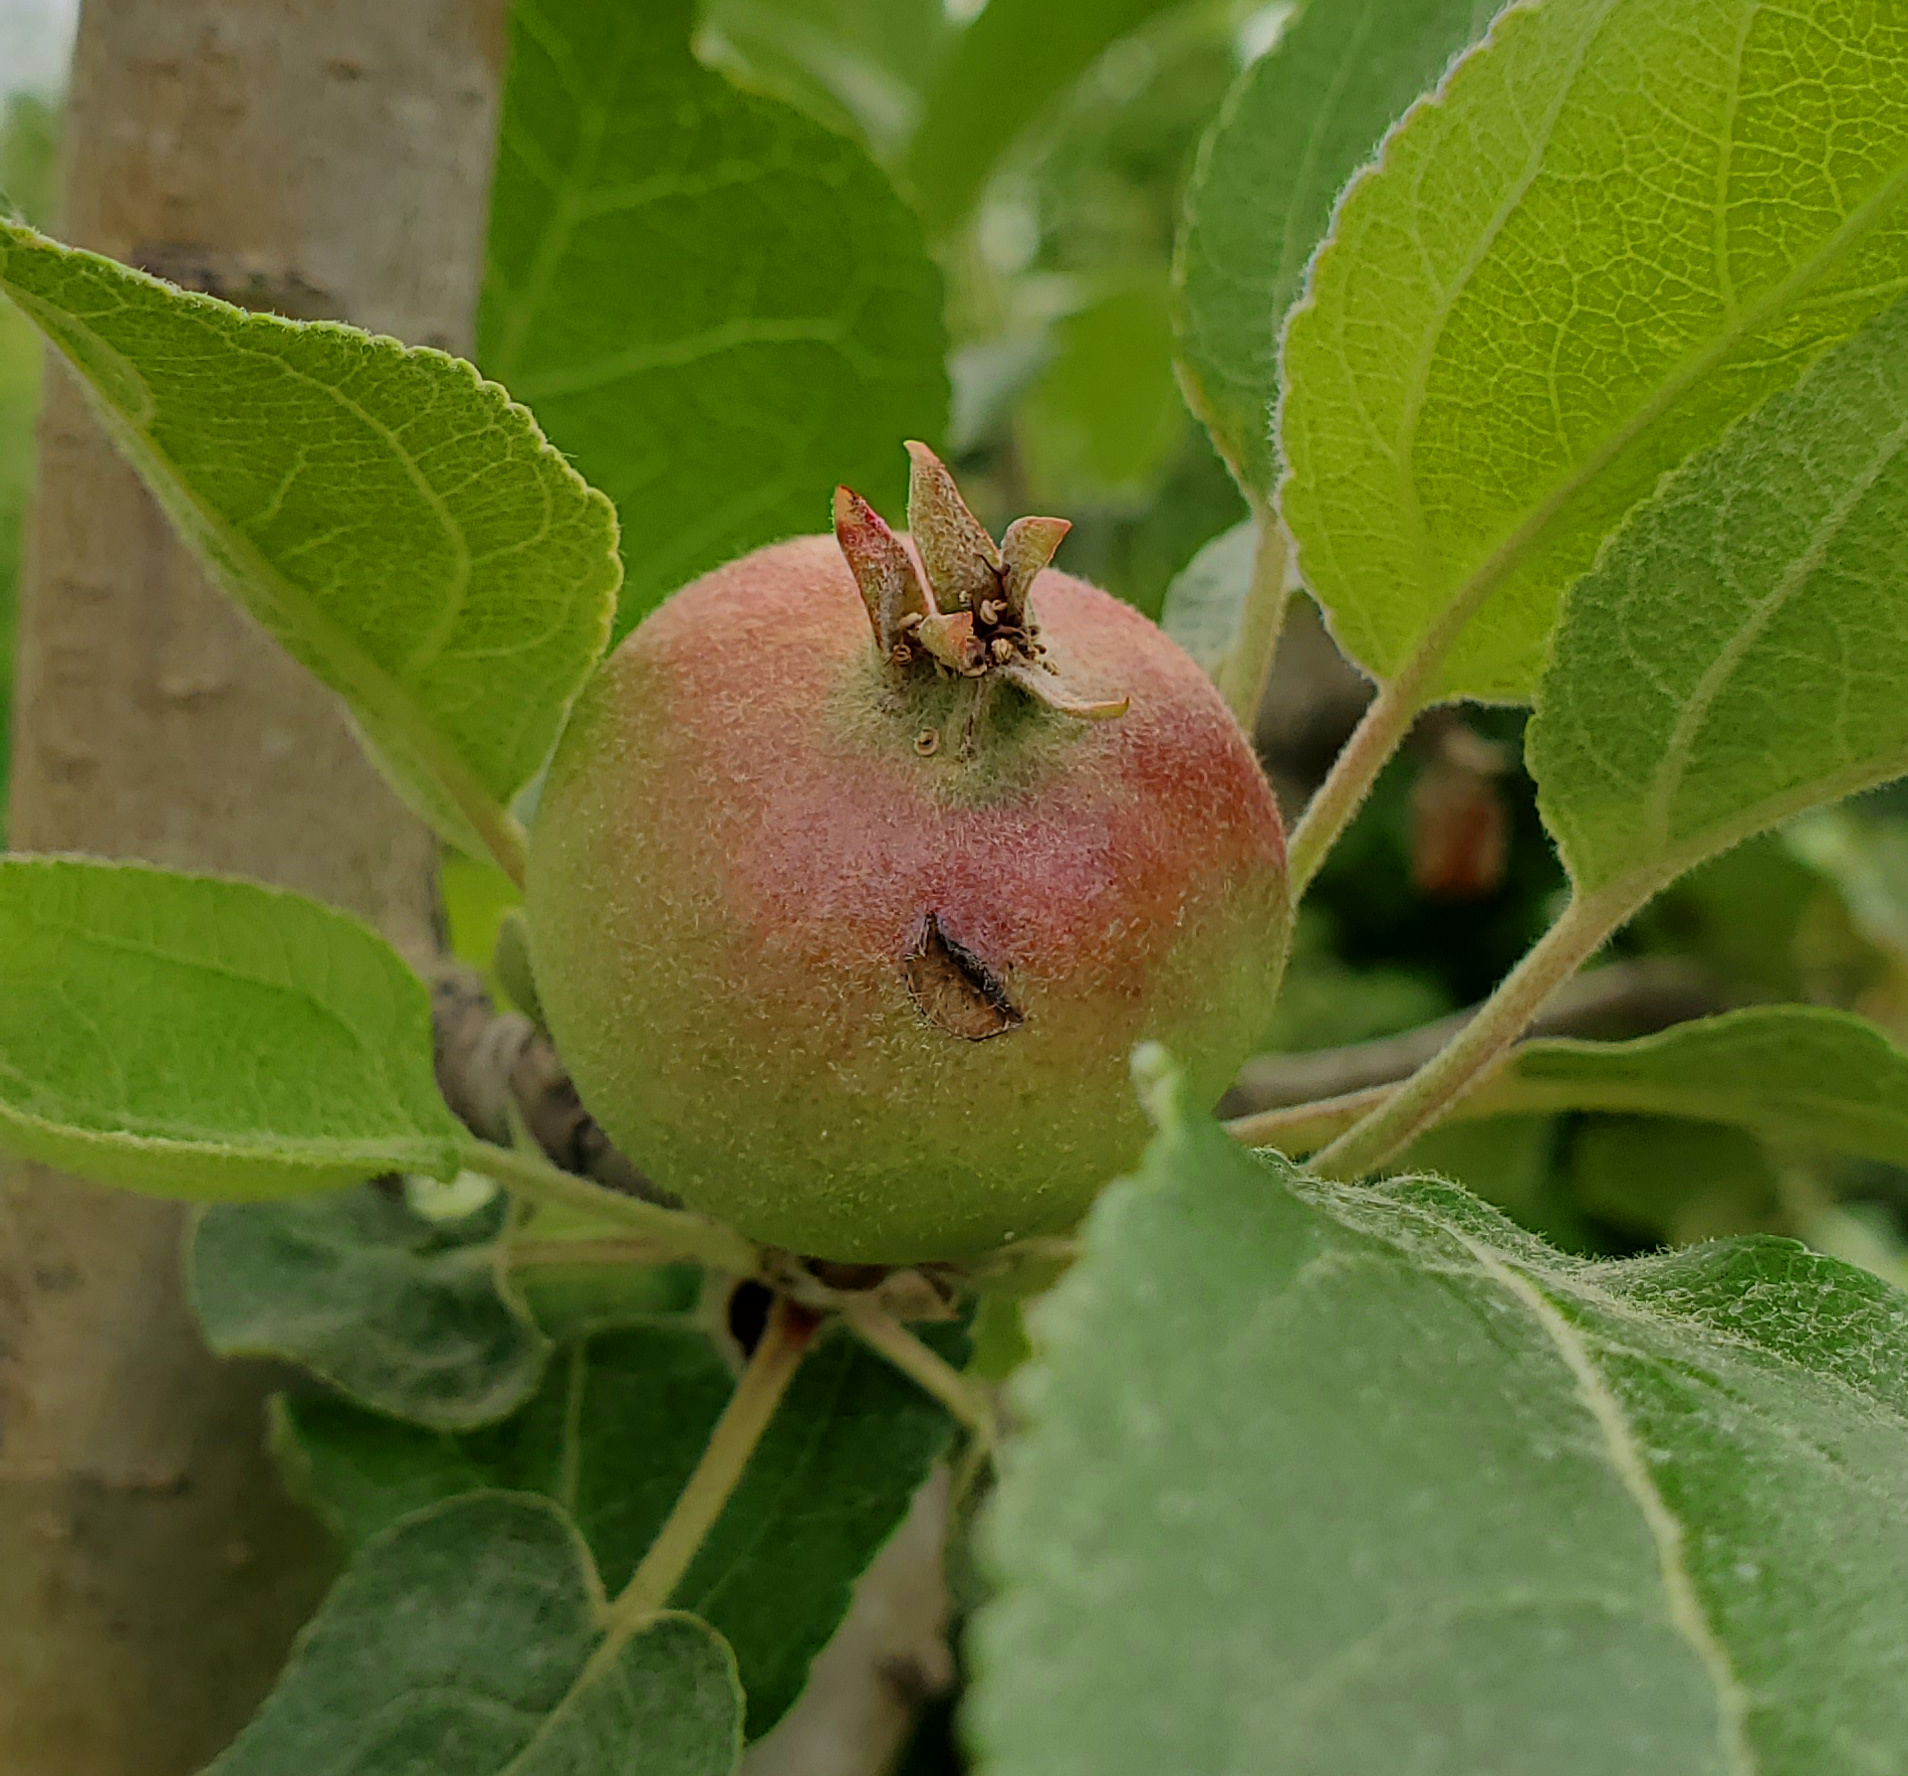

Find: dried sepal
<box><xmin>1001</xmin><ymin>660</ymin><xmax>1130</xmax><ymax>722</ymax></box>
<box><xmin>914</xmin><ymin>609</ymin><xmax>988</xmax><ymax>676</ymax></box>
<box><xmin>998</xmin><ymin>515</ymin><xmax>1070</xmax><ymax>622</ymax></box>
<box><xmin>905</xmin><ymin>440</ymin><xmax>1001</xmax><ymax>614</ymax></box>
<box><xmin>834</xmin><ymin>485</ymin><xmax>930</xmax><ymax>661</ymax></box>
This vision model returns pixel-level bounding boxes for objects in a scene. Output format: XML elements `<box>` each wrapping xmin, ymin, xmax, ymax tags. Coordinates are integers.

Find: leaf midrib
<box><xmin>1388</xmin><ymin>0</ymin><xmax>1618</xmax><ymax>640</ymax></box>
<box><xmin>1449</xmin><ymin>1227</ymin><xmax>1759</xmax><ymax>1775</ymax></box>
<box><xmin>487</xmin><ymin>0</ymin><xmax>647</xmax><ymax>378</ymax></box>
<box><xmin>1639</xmin><ymin>408</ymin><xmax>1908</xmax><ymax>857</ymax></box>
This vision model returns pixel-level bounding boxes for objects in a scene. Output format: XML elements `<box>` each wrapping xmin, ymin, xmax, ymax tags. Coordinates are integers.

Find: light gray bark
<box><xmin>745</xmin><ymin>1474</ymin><xmax>956</xmax><ymax>1776</ymax></box>
<box><xmin>0</xmin><ymin>4</ymin><xmax>504</xmax><ymax>1769</ymax></box>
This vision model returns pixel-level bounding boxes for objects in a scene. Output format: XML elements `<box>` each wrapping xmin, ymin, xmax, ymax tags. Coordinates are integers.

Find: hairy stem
<box><xmin>1308</xmin><ymin>888</ymin><xmax>1637</xmax><ymax>1179</ymax></box>
<box><xmin>459</xmin><ymin>1137</ymin><xmax>759</xmax><ymax>1273</ymax></box>
<box><xmin>842</xmin><ymin>1300</ymin><xmax>999</xmax><ymax>1451</ymax></box>
<box><xmin>1222</xmin><ymin>956</ymin><xmax>1722</xmax><ymax>1120</ymax></box>
<box><xmin>1216</xmin><ymin>511</ymin><xmax>1291</xmax><ymax>729</ymax></box>
<box><xmin>1285</xmin><ymin>670</ymin><xmax>1420</xmax><ymax>899</ymax></box>
<box><xmin>1282</xmin><ymin>515</ymin><xmax>1529</xmax><ymax>899</ymax></box>
<box><xmin>601</xmin><ymin>1296</ymin><xmax>821</xmax><ymax>1638</ymax></box>
<box><xmin>1226</xmin><ymin>1087</ymin><xmax>1384</xmax><ymax>1155</ymax></box>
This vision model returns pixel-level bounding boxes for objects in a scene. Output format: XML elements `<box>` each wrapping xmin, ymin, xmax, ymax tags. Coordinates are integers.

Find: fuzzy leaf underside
<box><xmin>1174</xmin><ymin>0</ymin><xmax>1495</xmax><ymax>497</ymax></box>
<box><xmin>0</xmin><ymin>219</ymin><xmax>618</xmax><ymax>862</ymax></box>
<box><xmin>0</xmin><ymin>858</ymin><xmax>463</xmax><ymax>1199</ymax></box>
<box><xmin>1529</xmin><ymin>294</ymin><xmax>1908</xmax><ymax>900</ymax></box>
<box><xmin>276</xmin><ymin>1319</ymin><xmax>961</xmax><ymax>1739</ymax></box>
<box><xmin>481</xmin><ymin>0</ymin><xmax>947</xmax><ymax>635</ymax></box>
<box><xmin>202</xmin><ymin>1494</ymin><xmax>742</xmax><ymax>1776</ymax></box>
<box><xmin>971</xmin><ymin>1072</ymin><xmax>1908</xmax><ymax>1775</ymax></box>
<box><xmin>192</xmin><ymin>1186</ymin><xmax>547</xmax><ymax>1431</ymax></box>
<box><xmin>1280</xmin><ymin>0</ymin><xmax>1908</xmax><ymax>702</ymax></box>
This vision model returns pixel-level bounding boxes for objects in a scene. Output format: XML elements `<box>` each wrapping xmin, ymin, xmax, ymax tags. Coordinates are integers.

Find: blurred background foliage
<box><xmin>7</xmin><ymin>0</ymin><xmax>1908</xmax><ymax>1310</ymax></box>
<box><xmin>0</xmin><ymin>86</ymin><xmax>57</xmax><ymax>839</ymax></box>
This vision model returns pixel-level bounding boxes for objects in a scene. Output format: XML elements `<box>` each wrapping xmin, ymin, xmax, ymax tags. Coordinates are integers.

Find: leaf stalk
<box><xmin>1306</xmin><ymin>887</ymin><xmax>1638</xmax><ymax>1178</ymax></box>
<box><xmin>1214</xmin><ymin>510</ymin><xmax>1292</xmax><ymax>729</ymax></box>
<box><xmin>1284</xmin><ymin>668</ymin><xmax>1420</xmax><ymax>899</ymax></box>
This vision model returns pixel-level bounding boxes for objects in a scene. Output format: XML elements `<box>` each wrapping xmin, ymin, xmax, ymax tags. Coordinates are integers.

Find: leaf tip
<box><xmin>1131</xmin><ymin>1042</ymin><xmax>1182</xmax><ymax>1131</ymax></box>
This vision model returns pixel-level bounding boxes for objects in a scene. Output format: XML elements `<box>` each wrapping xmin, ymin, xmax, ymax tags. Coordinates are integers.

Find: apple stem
<box><xmin>592</xmin><ymin>1295</ymin><xmax>821</xmax><ymax>1651</ymax></box>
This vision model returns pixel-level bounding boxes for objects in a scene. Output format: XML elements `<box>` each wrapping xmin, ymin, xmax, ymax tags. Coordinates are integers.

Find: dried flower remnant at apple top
<box><xmin>835</xmin><ymin>441</ymin><xmax>1130</xmax><ymax>758</ymax></box>
<box><xmin>525</xmin><ymin>441</ymin><xmax>1289</xmax><ymax>1263</ymax></box>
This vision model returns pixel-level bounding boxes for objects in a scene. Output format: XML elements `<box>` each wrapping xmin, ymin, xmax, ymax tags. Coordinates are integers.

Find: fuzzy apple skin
<box><xmin>526</xmin><ymin>534</ymin><xmax>1288</xmax><ymax>1263</ymax></box>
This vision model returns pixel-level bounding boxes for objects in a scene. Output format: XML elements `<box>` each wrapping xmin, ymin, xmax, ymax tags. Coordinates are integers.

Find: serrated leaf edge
<box><xmin>1273</xmin><ymin>0</ymin><xmax>1908</xmax><ymax>703</ymax></box>
<box><xmin>0</xmin><ymin>220</ymin><xmax>621</xmax><ymax>879</ymax></box>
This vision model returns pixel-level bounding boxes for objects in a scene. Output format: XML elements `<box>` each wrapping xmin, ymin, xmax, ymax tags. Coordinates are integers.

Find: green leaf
<box><xmin>481</xmin><ymin>0</ymin><xmax>947</xmax><ymax>634</ymax></box>
<box><xmin>0</xmin><ymin>857</ymin><xmax>464</xmax><ymax>1199</ymax></box>
<box><xmin>514</xmin><ymin>1256</ymin><xmax>703</xmax><ymax>1345</ymax></box>
<box><xmin>1280</xmin><ymin>0</ymin><xmax>1908</xmax><ymax>702</ymax></box>
<box><xmin>972</xmin><ymin>1070</ymin><xmax>1908</xmax><ymax>1775</ymax></box>
<box><xmin>1529</xmin><ymin>296</ymin><xmax>1908</xmax><ymax>902</ymax></box>
<box><xmin>1017</xmin><ymin>282</ymin><xmax>1186</xmax><ymax>507</ymax></box>
<box><xmin>276</xmin><ymin>1319</ymin><xmax>960</xmax><ymax>1739</ymax></box>
<box><xmin>1250</xmin><ymin>1004</ymin><xmax>1908</xmax><ymax>1180</ymax></box>
<box><xmin>203</xmin><ymin>1492</ymin><xmax>742</xmax><ymax>1776</ymax></box>
<box><xmin>0</xmin><ymin>219</ymin><xmax>618</xmax><ymax>872</ymax></box>
<box><xmin>701</xmin><ymin>0</ymin><xmax>953</xmax><ymax>159</ymax></box>
<box><xmin>192</xmin><ymin>1185</ymin><xmax>547</xmax><ymax>1430</ymax></box>
<box><xmin>1173</xmin><ymin>0</ymin><xmax>1493</xmax><ymax>496</ymax></box>
<box><xmin>1569</xmin><ymin>1117</ymin><xmax>1781</xmax><ymax>1245</ymax></box>
<box><xmin>1397</xmin><ymin>1112</ymin><xmax>1566</xmax><ymax>1242</ymax></box>
<box><xmin>904</xmin><ymin>0</ymin><xmax>1182</xmax><ymax>234</ymax></box>
<box><xmin>1474</xmin><ymin>1006</ymin><xmax>1908</xmax><ymax>1174</ymax></box>
<box><xmin>1157</xmin><ymin>517</ymin><xmax>1257</xmax><ymax>681</ymax></box>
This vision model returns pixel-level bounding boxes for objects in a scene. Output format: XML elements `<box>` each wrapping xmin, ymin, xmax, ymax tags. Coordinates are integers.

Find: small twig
<box><xmin>460</xmin><ymin>1137</ymin><xmax>760</xmax><ymax>1274</ymax></box>
<box><xmin>1226</xmin><ymin>1085</ymin><xmax>1388</xmax><ymax>1155</ymax></box>
<box><xmin>430</xmin><ymin>962</ymin><xmax>671</xmax><ymax>1205</ymax></box>
<box><xmin>1221</xmin><ymin>956</ymin><xmax>1725</xmax><ymax>1120</ymax></box>
<box><xmin>841</xmin><ymin>1300</ymin><xmax>999</xmax><ymax>1454</ymax></box>
<box><xmin>601</xmin><ymin>1296</ymin><xmax>822</xmax><ymax>1638</ymax></box>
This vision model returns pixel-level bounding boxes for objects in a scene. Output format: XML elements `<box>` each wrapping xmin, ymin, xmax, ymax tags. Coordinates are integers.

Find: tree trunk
<box><xmin>0</xmin><ymin>4</ymin><xmax>505</xmax><ymax>1769</ymax></box>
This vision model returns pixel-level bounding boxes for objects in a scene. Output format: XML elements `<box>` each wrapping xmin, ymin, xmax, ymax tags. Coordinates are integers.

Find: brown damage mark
<box><xmin>903</xmin><ymin>911</ymin><xmax>1023</xmax><ymax>1041</ymax></box>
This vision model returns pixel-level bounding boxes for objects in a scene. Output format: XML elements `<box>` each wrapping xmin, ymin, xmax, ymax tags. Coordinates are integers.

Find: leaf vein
<box><xmin>1457</xmin><ymin>1231</ymin><xmax>1757</xmax><ymax>1775</ymax></box>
